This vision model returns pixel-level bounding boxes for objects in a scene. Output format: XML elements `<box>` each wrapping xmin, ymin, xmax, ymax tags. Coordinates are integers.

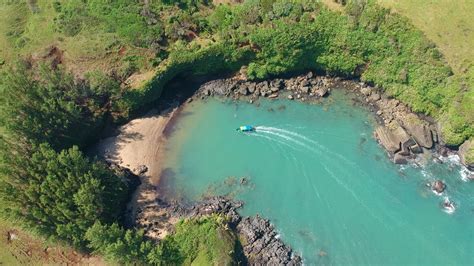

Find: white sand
<box><xmin>95</xmin><ymin>106</ymin><xmax>178</xmax><ymax>239</ymax></box>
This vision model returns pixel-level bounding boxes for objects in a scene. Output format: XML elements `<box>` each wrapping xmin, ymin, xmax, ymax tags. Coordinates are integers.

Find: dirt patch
<box><xmin>0</xmin><ymin>222</ymin><xmax>104</xmax><ymax>265</ymax></box>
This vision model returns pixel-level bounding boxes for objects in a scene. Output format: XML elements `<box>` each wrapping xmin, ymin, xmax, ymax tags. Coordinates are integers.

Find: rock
<box><xmin>300</xmin><ymin>79</ymin><xmax>309</xmax><ymax>87</ymax></box>
<box><xmin>271</xmin><ymin>87</ymin><xmax>280</xmax><ymax>92</ymax></box>
<box><xmin>393</xmin><ymin>153</ymin><xmax>408</xmax><ymax>164</ymax></box>
<box><xmin>430</xmin><ymin>125</ymin><xmax>439</xmax><ymax>143</ymax></box>
<box><xmin>361</xmin><ymin>87</ymin><xmax>372</xmax><ymax>96</ymax></box>
<box><xmin>316</xmin><ymin>87</ymin><xmax>328</xmax><ymax>97</ymax></box>
<box><xmin>458</xmin><ymin>139</ymin><xmax>474</xmax><ymax>170</ymax></box>
<box><xmin>272</xmin><ymin>79</ymin><xmax>284</xmax><ymax>89</ymax></box>
<box><xmin>135</xmin><ymin>165</ymin><xmax>148</xmax><ymax>175</ymax></box>
<box><xmin>287</xmin><ymin>95</ymin><xmax>294</xmax><ymax>100</ymax></box>
<box><xmin>307</xmin><ymin>71</ymin><xmax>314</xmax><ymax>79</ymax></box>
<box><xmin>431</xmin><ymin>180</ymin><xmax>446</xmax><ymax>194</ymax></box>
<box><xmin>300</xmin><ymin>86</ymin><xmax>310</xmax><ymax>94</ymax></box>
<box><xmin>409</xmin><ymin>143</ymin><xmax>423</xmax><ymax>154</ymax></box>
<box><xmin>369</xmin><ymin>93</ymin><xmax>381</xmax><ymax>102</ymax></box>
<box><xmin>268</xmin><ymin>93</ymin><xmax>278</xmax><ymax>99</ymax></box>
<box><xmin>374</xmin><ymin>122</ymin><xmax>410</xmax><ymax>153</ymax></box>
<box><xmin>248</xmin><ymin>83</ymin><xmax>256</xmax><ymax>93</ymax></box>
<box><xmin>237</xmin><ymin>216</ymin><xmax>302</xmax><ymax>265</ymax></box>
<box><xmin>402</xmin><ymin>114</ymin><xmax>433</xmax><ymax>148</ymax></box>
<box><xmin>399</xmin><ymin>138</ymin><xmax>414</xmax><ymax>156</ymax></box>
<box><xmin>200</xmin><ymin>79</ymin><xmax>236</xmax><ymax>95</ymax></box>
<box><xmin>238</xmin><ymin>85</ymin><xmax>249</xmax><ymax>96</ymax></box>
<box><xmin>376</xmin><ymin>110</ymin><xmax>383</xmax><ymax>116</ymax></box>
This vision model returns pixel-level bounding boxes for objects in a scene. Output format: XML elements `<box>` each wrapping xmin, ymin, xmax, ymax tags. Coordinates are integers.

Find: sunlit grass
<box><xmin>378</xmin><ymin>0</ymin><xmax>474</xmax><ymax>74</ymax></box>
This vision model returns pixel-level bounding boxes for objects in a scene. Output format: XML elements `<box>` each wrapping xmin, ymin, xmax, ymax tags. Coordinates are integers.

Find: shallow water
<box><xmin>161</xmin><ymin>90</ymin><xmax>474</xmax><ymax>265</ymax></box>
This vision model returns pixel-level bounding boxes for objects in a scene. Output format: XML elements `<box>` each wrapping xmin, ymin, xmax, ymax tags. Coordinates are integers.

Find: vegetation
<box><xmin>0</xmin><ymin>1</ymin><xmax>470</xmax><ymax>146</ymax></box>
<box><xmin>0</xmin><ymin>142</ymin><xmax>129</xmax><ymax>248</ymax></box>
<box><xmin>85</xmin><ymin>215</ymin><xmax>240</xmax><ymax>265</ymax></box>
<box><xmin>0</xmin><ymin>220</ymin><xmax>101</xmax><ymax>264</ymax></box>
<box><xmin>378</xmin><ymin>0</ymin><xmax>474</xmax><ymax>74</ymax></box>
<box><xmin>0</xmin><ymin>0</ymin><xmax>473</xmax><ymax>263</ymax></box>
<box><xmin>0</xmin><ymin>63</ymin><xmax>120</xmax><ymax>149</ymax></box>
<box><xmin>0</xmin><ymin>64</ymin><xmax>129</xmax><ymax>250</ymax></box>
<box><xmin>113</xmin><ymin>0</ymin><xmax>472</xmax><ymax>147</ymax></box>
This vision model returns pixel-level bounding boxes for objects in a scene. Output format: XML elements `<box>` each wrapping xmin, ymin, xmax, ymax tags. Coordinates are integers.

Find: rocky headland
<box><xmin>137</xmin><ymin>193</ymin><xmax>302</xmax><ymax>265</ymax></box>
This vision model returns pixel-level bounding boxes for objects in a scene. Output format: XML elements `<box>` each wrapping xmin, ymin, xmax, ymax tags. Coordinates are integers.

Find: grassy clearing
<box><xmin>0</xmin><ymin>220</ymin><xmax>104</xmax><ymax>265</ymax></box>
<box><xmin>0</xmin><ymin>0</ymin><xmax>154</xmax><ymax>74</ymax></box>
<box><xmin>378</xmin><ymin>0</ymin><xmax>474</xmax><ymax>74</ymax></box>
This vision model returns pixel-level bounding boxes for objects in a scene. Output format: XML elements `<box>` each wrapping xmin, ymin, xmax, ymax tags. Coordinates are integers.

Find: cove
<box><xmin>160</xmin><ymin>89</ymin><xmax>474</xmax><ymax>265</ymax></box>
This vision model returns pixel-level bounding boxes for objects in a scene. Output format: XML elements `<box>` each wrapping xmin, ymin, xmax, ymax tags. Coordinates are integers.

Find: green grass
<box><xmin>168</xmin><ymin>215</ymin><xmax>240</xmax><ymax>265</ymax></box>
<box><xmin>0</xmin><ymin>219</ymin><xmax>96</xmax><ymax>265</ymax></box>
<box><xmin>378</xmin><ymin>0</ymin><xmax>474</xmax><ymax>74</ymax></box>
<box><xmin>0</xmin><ymin>1</ymin><xmax>28</xmax><ymax>63</ymax></box>
<box><xmin>0</xmin><ymin>0</ymin><xmax>154</xmax><ymax>74</ymax></box>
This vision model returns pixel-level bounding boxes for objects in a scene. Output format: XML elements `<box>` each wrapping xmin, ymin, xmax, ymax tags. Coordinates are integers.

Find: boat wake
<box><xmin>251</xmin><ymin>125</ymin><xmax>403</xmax><ymax>223</ymax></box>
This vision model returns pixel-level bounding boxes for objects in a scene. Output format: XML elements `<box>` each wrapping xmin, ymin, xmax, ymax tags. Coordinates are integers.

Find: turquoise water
<box><xmin>161</xmin><ymin>90</ymin><xmax>474</xmax><ymax>265</ymax></box>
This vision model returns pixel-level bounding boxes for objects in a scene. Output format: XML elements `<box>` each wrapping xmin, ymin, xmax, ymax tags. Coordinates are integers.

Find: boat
<box><xmin>236</xmin><ymin>125</ymin><xmax>255</xmax><ymax>132</ymax></box>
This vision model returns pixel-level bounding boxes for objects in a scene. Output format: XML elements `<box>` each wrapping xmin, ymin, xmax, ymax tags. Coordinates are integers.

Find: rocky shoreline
<box><xmin>107</xmin><ymin>71</ymin><xmax>472</xmax><ymax>265</ymax></box>
<box><xmin>137</xmin><ymin>193</ymin><xmax>302</xmax><ymax>265</ymax></box>
<box><xmin>192</xmin><ymin>71</ymin><xmax>472</xmax><ymax>174</ymax></box>
<box><xmin>168</xmin><ymin>196</ymin><xmax>302</xmax><ymax>265</ymax></box>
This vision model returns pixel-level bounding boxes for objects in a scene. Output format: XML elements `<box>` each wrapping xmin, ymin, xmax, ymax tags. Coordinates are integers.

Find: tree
<box><xmin>0</xmin><ymin>143</ymin><xmax>129</xmax><ymax>247</ymax></box>
<box><xmin>0</xmin><ymin>63</ymin><xmax>106</xmax><ymax>150</ymax></box>
<box><xmin>86</xmin><ymin>222</ymin><xmax>156</xmax><ymax>265</ymax></box>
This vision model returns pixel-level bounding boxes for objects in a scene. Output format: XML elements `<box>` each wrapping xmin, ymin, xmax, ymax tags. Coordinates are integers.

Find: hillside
<box><xmin>0</xmin><ymin>0</ymin><xmax>473</xmax><ymax>264</ymax></box>
<box><xmin>378</xmin><ymin>0</ymin><xmax>474</xmax><ymax>74</ymax></box>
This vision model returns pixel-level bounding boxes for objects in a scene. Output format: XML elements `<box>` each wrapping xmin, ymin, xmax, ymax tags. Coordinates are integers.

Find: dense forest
<box><xmin>0</xmin><ymin>0</ymin><xmax>472</xmax><ymax>264</ymax></box>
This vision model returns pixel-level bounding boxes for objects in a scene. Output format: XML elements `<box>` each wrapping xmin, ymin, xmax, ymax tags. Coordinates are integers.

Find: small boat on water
<box><xmin>236</xmin><ymin>125</ymin><xmax>255</xmax><ymax>132</ymax></box>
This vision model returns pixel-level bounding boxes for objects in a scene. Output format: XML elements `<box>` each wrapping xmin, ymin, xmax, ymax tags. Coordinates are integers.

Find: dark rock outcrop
<box><xmin>431</xmin><ymin>180</ymin><xmax>446</xmax><ymax>194</ymax></box>
<box><xmin>159</xmin><ymin>196</ymin><xmax>302</xmax><ymax>265</ymax></box>
<box><xmin>201</xmin><ymin>79</ymin><xmax>236</xmax><ymax>96</ymax></box>
<box><xmin>237</xmin><ymin>216</ymin><xmax>301</xmax><ymax>265</ymax></box>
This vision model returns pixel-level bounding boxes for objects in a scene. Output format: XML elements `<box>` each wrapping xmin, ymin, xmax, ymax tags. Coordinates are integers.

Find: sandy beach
<box><xmin>95</xmin><ymin>106</ymin><xmax>179</xmax><ymax>239</ymax></box>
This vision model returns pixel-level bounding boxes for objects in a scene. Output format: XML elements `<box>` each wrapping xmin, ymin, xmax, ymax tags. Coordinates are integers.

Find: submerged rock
<box><xmin>432</xmin><ymin>180</ymin><xmax>446</xmax><ymax>194</ymax></box>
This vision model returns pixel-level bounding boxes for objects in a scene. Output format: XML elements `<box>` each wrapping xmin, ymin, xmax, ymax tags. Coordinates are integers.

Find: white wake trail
<box><xmin>256</xmin><ymin>129</ymin><xmax>323</xmax><ymax>155</ymax></box>
<box><xmin>257</xmin><ymin>126</ymin><xmax>357</xmax><ymax>166</ymax></box>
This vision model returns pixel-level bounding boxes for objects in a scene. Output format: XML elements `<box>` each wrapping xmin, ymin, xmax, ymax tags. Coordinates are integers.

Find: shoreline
<box><xmin>194</xmin><ymin>72</ymin><xmax>472</xmax><ymax>174</ymax></box>
<box><xmin>92</xmin><ymin>71</ymin><xmax>472</xmax><ymax>264</ymax></box>
<box><xmin>94</xmin><ymin>106</ymin><xmax>181</xmax><ymax>238</ymax></box>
